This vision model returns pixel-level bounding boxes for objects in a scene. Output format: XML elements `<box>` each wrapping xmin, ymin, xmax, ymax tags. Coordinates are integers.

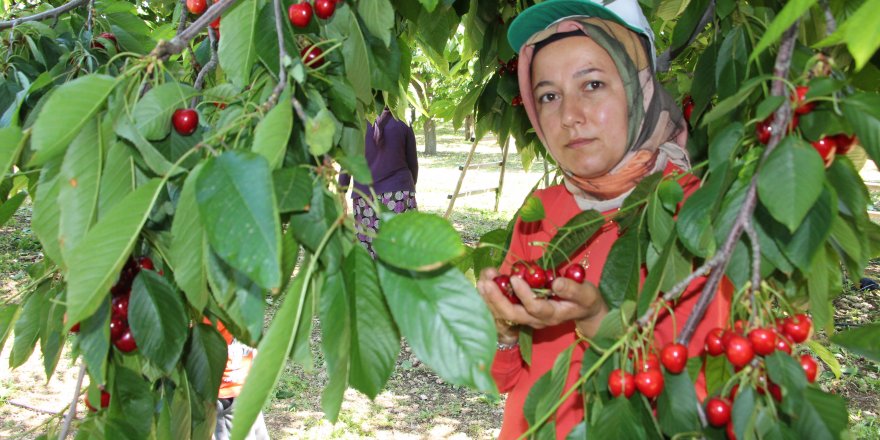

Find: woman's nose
<box><xmin>560</xmin><ymin>95</ymin><xmax>586</xmax><ymax>128</ymax></box>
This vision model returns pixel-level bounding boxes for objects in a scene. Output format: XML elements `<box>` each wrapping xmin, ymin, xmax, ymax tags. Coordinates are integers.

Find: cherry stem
<box><xmin>58</xmin><ymin>362</ymin><xmax>86</xmax><ymax>440</ymax></box>
<box><xmin>0</xmin><ymin>0</ymin><xmax>89</xmax><ymax>30</ymax></box>
<box><xmin>262</xmin><ymin>0</ymin><xmax>289</xmax><ymax>111</ymax></box>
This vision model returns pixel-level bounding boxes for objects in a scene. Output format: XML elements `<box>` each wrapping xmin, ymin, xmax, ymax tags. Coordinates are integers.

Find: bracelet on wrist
<box><xmin>497</xmin><ymin>340</ymin><xmax>519</xmax><ymax>351</ymax></box>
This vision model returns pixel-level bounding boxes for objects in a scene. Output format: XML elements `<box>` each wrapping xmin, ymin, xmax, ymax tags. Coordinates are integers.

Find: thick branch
<box><xmin>262</xmin><ymin>0</ymin><xmax>289</xmax><ymax>110</ymax></box>
<box><xmin>677</xmin><ymin>23</ymin><xmax>800</xmax><ymax>345</ymax></box>
<box><xmin>150</xmin><ymin>0</ymin><xmax>237</xmax><ymax>60</ymax></box>
<box><xmin>656</xmin><ymin>0</ymin><xmax>716</xmax><ymax>72</ymax></box>
<box><xmin>0</xmin><ymin>0</ymin><xmax>88</xmax><ymax>30</ymax></box>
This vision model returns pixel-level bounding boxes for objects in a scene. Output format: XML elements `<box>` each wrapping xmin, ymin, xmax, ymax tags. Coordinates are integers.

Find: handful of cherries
<box><xmin>492</xmin><ymin>261</ymin><xmax>587</xmax><ymax>304</ymax></box>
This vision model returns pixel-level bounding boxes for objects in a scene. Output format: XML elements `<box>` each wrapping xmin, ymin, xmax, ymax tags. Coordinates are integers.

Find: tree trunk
<box><xmin>464</xmin><ymin>114</ymin><xmax>474</xmax><ymax>141</ymax></box>
<box><xmin>424</xmin><ymin>118</ymin><xmax>437</xmax><ymax>155</ymax></box>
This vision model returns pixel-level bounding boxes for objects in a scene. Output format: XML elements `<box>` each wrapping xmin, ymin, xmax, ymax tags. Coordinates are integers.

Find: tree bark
<box><xmin>423</xmin><ymin>118</ymin><xmax>437</xmax><ymax>155</ymax></box>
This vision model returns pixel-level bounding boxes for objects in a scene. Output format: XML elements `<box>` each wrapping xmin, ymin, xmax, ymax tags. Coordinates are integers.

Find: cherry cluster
<box><xmin>492</xmin><ymin>261</ymin><xmax>586</xmax><ymax>303</ymax></box>
<box><xmin>107</xmin><ymin>256</ymin><xmax>158</xmax><ymax>353</ymax></box>
<box><xmin>755</xmin><ymin>86</ymin><xmax>858</xmax><ymax>166</ymax></box>
<box><xmin>496</xmin><ymin>56</ymin><xmax>518</xmax><ymax>77</ymax></box>
<box><xmin>702</xmin><ymin>314</ymin><xmax>818</xmax><ymax>437</ymax></box>
<box><xmin>288</xmin><ymin>0</ymin><xmax>342</xmax><ymax>28</ymax></box>
<box><xmin>607</xmin><ymin>342</ymin><xmax>688</xmax><ymax>400</ymax></box>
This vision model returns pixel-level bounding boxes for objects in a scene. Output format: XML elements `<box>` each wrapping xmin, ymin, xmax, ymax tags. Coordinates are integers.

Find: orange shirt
<box><xmin>207</xmin><ymin>320</ymin><xmax>256</xmax><ymax>399</ymax></box>
<box><xmin>492</xmin><ymin>166</ymin><xmax>731</xmax><ymax>439</ymax></box>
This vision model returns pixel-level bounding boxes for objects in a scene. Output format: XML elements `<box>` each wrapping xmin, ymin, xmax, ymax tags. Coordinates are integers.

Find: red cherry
<box><xmin>748</xmin><ymin>328</ymin><xmax>777</xmax><ymax>356</ymax></box>
<box><xmin>288</xmin><ymin>2</ymin><xmax>313</xmax><ymax>28</ymax></box>
<box><xmin>608</xmin><ymin>369</ymin><xmax>635</xmax><ymax>398</ymax></box>
<box><xmin>729</xmin><ymin>384</ymin><xmax>739</xmax><ymax>400</ymax></box>
<box><xmin>635</xmin><ymin>352</ymin><xmax>660</xmax><ymax>373</ymax></box>
<box><xmin>768</xmin><ymin>381</ymin><xmax>782</xmax><ymax>401</ymax></box>
<box><xmin>314</xmin><ymin>0</ymin><xmax>336</xmax><ymax>19</ymax></box>
<box><xmin>783</xmin><ymin>314</ymin><xmax>811</xmax><ymax>343</ymax></box>
<box><xmin>100</xmin><ymin>390</ymin><xmax>110</xmax><ymax>408</ymax></box>
<box><xmin>721</xmin><ymin>329</ymin><xmax>737</xmax><ymax>348</ymax></box>
<box><xmin>660</xmin><ymin>343</ymin><xmax>688</xmax><ymax>374</ymax></box>
<box><xmin>172</xmin><ymin>108</ymin><xmax>199</xmax><ymax>136</ymax></box>
<box><xmin>725</xmin><ymin>335</ymin><xmax>755</xmax><ymax>368</ymax></box>
<box><xmin>635</xmin><ymin>369</ymin><xmax>664</xmax><ymax>398</ymax></box>
<box><xmin>114</xmin><ymin>328</ymin><xmax>137</xmax><ymax>352</ymax></box>
<box><xmin>733</xmin><ymin>320</ymin><xmax>746</xmax><ymax>334</ymax></box>
<box><xmin>705</xmin><ymin>397</ymin><xmax>732</xmax><ymax>427</ymax></box>
<box><xmin>493</xmin><ymin>275</ymin><xmax>519</xmax><ymax>305</ymax></box>
<box><xmin>110</xmin><ymin>317</ymin><xmax>126</xmax><ymax>341</ymax></box>
<box><xmin>300</xmin><ymin>45</ymin><xmax>325</xmax><ymax>68</ymax></box>
<box><xmin>511</xmin><ymin>95</ymin><xmax>523</xmax><ymax>106</ymax></box>
<box><xmin>210</xmin><ymin>17</ymin><xmax>220</xmax><ymax>30</ymax></box>
<box><xmin>506</xmin><ymin>57</ymin><xmax>518</xmax><ymax>74</ymax></box>
<box><xmin>523</xmin><ymin>262</ymin><xmax>546</xmax><ymax>289</ymax></box>
<box><xmin>70</xmin><ymin>322</ymin><xmax>81</xmax><ymax>333</ymax></box>
<box><xmin>510</xmin><ymin>261</ymin><xmax>528</xmax><ymax>278</ymax></box>
<box><xmin>800</xmin><ymin>354</ymin><xmax>818</xmax><ymax>383</ymax></box>
<box><xmin>562</xmin><ymin>264</ymin><xmax>586</xmax><ymax>284</ymax></box>
<box><xmin>137</xmin><ymin>256</ymin><xmax>154</xmax><ymax>271</ymax></box>
<box><xmin>186</xmin><ymin>0</ymin><xmax>206</xmax><ymax>14</ymax></box>
<box><xmin>811</xmin><ymin>137</ymin><xmax>837</xmax><ymax>166</ymax></box>
<box><xmin>543</xmin><ymin>268</ymin><xmax>557</xmax><ymax>289</ymax></box>
<box><xmin>833</xmin><ymin>134</ymin><xmax>857</xmax><ymax>155</ymax></box>
<box><xmin>726</xmin><ymin>421</ymin><xmax>737</xmax><ymax>440</ymax></box>
<box><xmin>756</xmin><ymin>119</ymin><xmax>773</xmax><ymax>145</ymax></box>
<box><xmin>91</xmin><ymin>32</ymin><xmax>117</xmax><ymax>50</ymax></box>
<box><xmin>793</xmin><ymin>86</ymin><xmax>815</xmax><ymax>115</ymax></box>
<box><xmin>682</xmin><ymin>95</ymin><xmax>694</xmax><ymax>123</ymax></box>
<box><xmin>111</xmin><ymin>294</ymin><xmax>129</xmax><ymax>320</ymax></box>
<box><xmin>705</xmin><ymin>327</ymin><xmax>726</xmax><ymax>356</ymax></box>
<box><xmin>775</xmin><ymin>333</ymin><xmax>793</xmax><ymax>355</ymax></box>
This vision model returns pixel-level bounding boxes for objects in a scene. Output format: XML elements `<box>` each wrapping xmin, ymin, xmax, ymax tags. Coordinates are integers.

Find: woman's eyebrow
<box><xmin>533</xmin><ymin>67</ymin><xmax>603</xmax><ymax>91</ymax></box>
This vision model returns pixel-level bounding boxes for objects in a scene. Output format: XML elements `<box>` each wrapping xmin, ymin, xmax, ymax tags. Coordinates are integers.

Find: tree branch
<box><xmin>656</xmin><ymin>0</ymin><xmax>716</xmax><ymax>73</ymax></box>
<box><xmin>819</xmin><ymin>0</ymin><xmax>837</xmax><ymax>35</ymax></box>
<box><xmin>0</xmin><ymin>0</ymin><xmax>89</xmax><ymax>30</ymax></box>
<box><xmin>58</xmin><ymin>362</ymin><xmax>87</xmax><ymax>440</ymax></box>
<box><xmin>191</xmin><ymin>28</ymin><xmax>219</xmax><ymax>106</ymax></box>
<box><xmin>261</xmin><ymin>0</ymin><xmax>289</xmax><ymax>110</ymax></box>
<box><xmin>677</xmin><ymin>22</ymin><xmax>800</xmax><ymax>346</ymax></box>
<box><xmin>150</xmin><ymin>0</ymin><xmax>237</xmax><ymax>61</ymax></box>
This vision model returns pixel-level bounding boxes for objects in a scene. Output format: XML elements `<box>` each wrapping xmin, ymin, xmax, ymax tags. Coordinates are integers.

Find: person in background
<box><xmin>339</xmin><ymin>105</ymin><xmax>419</xmax><ymax>258</ymax></box>
<box><xmin>212</xmin><ymin>321</ymin><xmax>269</xmax><ymax>440</ymax></box>
<box><xmin>474</xmin><ymin>0</ymin><xmax>731</xmax><ymax>437</ymax></box>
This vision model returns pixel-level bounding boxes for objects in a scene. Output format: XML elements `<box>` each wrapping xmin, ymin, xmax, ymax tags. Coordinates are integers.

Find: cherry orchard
<box><xmin>0</xmin><ymin>0</ymin><xmax>879</xmax><ymax>439</ymax></box>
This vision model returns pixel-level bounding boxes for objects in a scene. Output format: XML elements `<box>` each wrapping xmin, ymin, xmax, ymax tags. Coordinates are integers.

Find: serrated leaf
<box><xmin>0</xmin><ymin>125</ymin><xmax>24</xmax><ymax>177</ymax></box>
<box><xmin>218</xmin><ymin>0</ymin><xmax>261</xmax><ymax>88</ymax></box>
<box><xmin>170</xmin><ymin>165</ymin><xmax>209</xmax><ymax>311</ymax></box>
<box><xmin>326</xmin><ymin>6</ymin><xmax>371</xmax><ymax>104</ymax></box>
<box><xmin>520</xmin><ymin>195</ymin><xmax>546</xmax><ymax>222</ymax></box>
<box><xmin>183</xmin><ymin>323</ymin><xmax>227</xmax><ymax>402</ymax></box>
<box><xmin>377</xmin><ymin>263</ymin><xmax>496</xmax><ymax>394</ymax></box>
<box><xmin>107</xmin><ymin>367</ymin><xmax>154</xmax><ymax>437</ymax></box>
<box><xmin>133</xmin><ymin>82</ymin><xmax>198</xmax><ymax>140</ymax></box>
<box><xmin>830</xmin><ymin>322</ymin><xmax>880</xmax><ymax>363</ymax></box>
<box><xmin>0</xmin><ymin>192</ymin><xmax>26</xmax><ymax>227</ymax></box>
<box><xmin>273</xmin><ymin>167</ymin><xmax>312</xmax><ymax>213</ymax></box>
<box><xmin>252</xmin><ymin>89</ymin><xmax>292</xmax><ymax>170</ymax></box>
<box><xmin>541</xmin><ymin>210</ymin><xmax>604</xmax><ymax>268</ymax></box>
<box><xmin>196</xmin><ymin>151</ymin><xmax>281</xmax><ymax>290</ymax></box>
<box><xmin>592</xmin><ymin>397</ymin><xmax>647</xmax><ymax>439</ymax></box>
<box><xmin>657</xmin><ymin>370</ymin><xmax>700</xmax><ymax>435</ymax></box>
<box><xmin>129</xmin><ymin>271</ymin><xmax>188</xmax><ymax>373</ymax></box>
<box><xmin>58</xmin><ymin>118</ymin><xmax>101</xmax><ymax>260</ymax></box>
<box><xmin>66</xmin><ymin>179</ymin><xmax>163</xmax><ymax>326</ymax></box>
<box><xmin>10</xmin><ymin>289</ymin><xmax>47</xmax><ymax>368</ymax></box>
<box><xmin>115</xmin><ymin>113</ymin><xmax>178</xmax><ymax>177</ymax></box>
<box><xmin>319</xmin><ymin>269</ymin><xmax>351</xmax><ymax>423</ymax></box>
<box><xmin>757</xmin><ymin>137</ymin><xmax>825</xmax><ymax>232</ymax></box>
<box><xmin>523</xmin><ymin>346</ymin><xmax>573</xmax><ymax>430</ymax></box>
<box><xmin>599</xmin><ymin>229</ymin><xmax>641</xmax><ymax>309</ymax></box>
<box><xmin>231</xmin><ymin>272</ymin><xmax>310</xmax><ymax>440</ymax></box>
<box><xmin>804</xmin><ymin>340</ymin><xmax>842</xmax><ymax>379</ymax></box>
<box><xmin>793</xmin><ymin>388</ymin><xmax>848</xmax><ymax>440</ymax></box>
<box><xmin>357</xmin><ymin>0</ymin><xmax>394</xmax><ymax>46</ymax></box>
<box><xmin>593</xmin><ymin>301</ymin><xmax>635</xmax><ymax>341</ymax></box>
<box><xmin>31</xmin><ymin>159</ymin><xmax>64</xmax><ymax>268</ymax></box>
<box><xmin>0</xmin><ymin>304</ymin><xmax>19</xmax><ymax>355</ymax></box>
<box><xmin>97</xmin><ymin>141</ymin><xmax>134</xmax><ymax>220</ymax></box>
<box><xmin>305</xmin><ymin>108</ymin><xmax>339</xmax><ymax>157</ymax></box>
<box><xmin>373</xmin><ymin>211</ymin><xmax>466</xmax><ymax>271</ymax></box>
<box><xmin>29</xmin><ymin>75</ymin><xmax>116</xmax><ymax>166</ymax></box>
<box><xmin>77</xmin><ymin>297</ymin><xmax>110</xmax><ymax>383</ymax></box>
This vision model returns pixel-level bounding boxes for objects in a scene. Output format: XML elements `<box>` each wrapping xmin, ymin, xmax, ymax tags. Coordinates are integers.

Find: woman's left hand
<box><xmin>511</xmin><ymin>275</ymin><xmax>609</xmax><ymax>339</ymax></box>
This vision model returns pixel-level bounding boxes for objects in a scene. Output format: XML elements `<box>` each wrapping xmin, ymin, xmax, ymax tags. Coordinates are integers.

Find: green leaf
<box><xmin>66</xmin><ymin>179</ymin><xmax>163</xmax><ymax>327</ymax></box>
<box><xmin>757</xmin><ymin>137</ymin><xmax>825</xmax><ymax>232</ymax></box>
<box><xmin>793</xmin><ymin>388</ymin><xmax>848</xmax><ymax>440</ymax></box>
<box><xmin>77</xmin><ymin>297</ymin><xmax>110</xmax><ymax>383</ymax></box>
<box><xmin>716</xmin><ymin>26</ymin><xmax>747</xmax><ymax>99</ymax></box>
<box><xmin>305</xmin><ymin>108</ymin><xmax>339</xmax><ymax>157</ymax></box>
<box><xmin>218</xmin><ymin>0</ymin><xmax>262</xmax><ymax>88</ymax></box>
<box><xmin>170</xmin><ymin>165</ymin><xmax>209</xmax><ymax>312</ymax></box>
<box><xmin>541</xmin><ymin>210</ymin><xmax>604</xmax><ymax>268</ymax></box>
<box><xmin>97</xmin><ymin>141</ymin><xmax>134</xmax><ymax>220</ymax></box>
<box><xmin>326</xmin><ymin>6</ymin><xmax>372</xmax><ymax>104</ymax></box>
<box><xmin>252</xmin><ymin>89</ymin><xmax>293</xmax><ymax>170</ymax></box>
<box><xmin>701</xmin><ymin>75</ymin><xmax>772</xmax><ymax>126</ymax></box>
<box><xmin>523</xmin><ymin>346</ymin><xmax>573</xmax><ymax>429</ymax></box>
<box><xmin>675</xmin><ymin>172</ymin><xmax>723</xmax><ymax>258</ymax></box>
<box><xmin>704</xmin><ymin>352</ymin><xmax>733</xmax><ymax>397</ymax></box>
<box><xmin>10</xmin><ymin>290</ymin><xmax>48</xmax><ymax>368</ymax></box>
<box><xmin>40</xmin><ymin>286</ymin><xmax>65</xmax><ymax>380</ymax></box>
<box><xmin>129</xmin><ymin>271</ymin><xmax>188</xmax><ymax>373</ymax></box>
<box><xmin>708</xmin><ymin>123</ymin><xmax>744</xmax><ymax>171</ymax></box>
<box><xmin>373</xmin><ymin>211</ymin><xmax>466</xmax><ymax>271</ymax></box>
<box><xmin>196</xmin><ymin>151</ymin><xmax>281</xmax><ymax>290</ymax></box>
<box><xmin>357</xmin><ymin>0</ymin><xmax>394</xmax><ymax>46</ymax></box>
<box><xmin>31</xmin><ymin>159</ymin><xmax>64</xmax><ymax>268</ymax></box>
<box><xmin>657</xmin><ymin>179</ymin><xmax>684</xmax><ymax>213</ymax></box>
<box><xmin>133</xmin><ymin>82</ymin><xmax>198</xmax><ymax>140</ymax></box>
<box><xmin>230</xmin><ymin>271</ymin><xmax>310</xmax><ymax>440</ymax></box>
<box><xmin>842</xmin><ymin>93</ymin><xmax>880</xmax><ymax>166</ymax></box>
<box><xmin>669</xmin><ymin>0</ymin><xmax>710</xmax><ymax>52</ymax></box>
<box><xmin>205</xmin><ymin>251</ymin><xmax>265</xmax><ymax>345</ymax></box>
<box><xmin>0</xmin><ymin>125</ymin><xmax>23</xmax><ymax>177</ymax></box>
<box><xmin>107</xmin><ymin>366</ymin><xmax>154</xmax><ymax>438</ymax></box>
<box><xmin>647</xmin><ymin>191</ymin><xmax>674</xmax><ymax>250</ymax></box>
<box><xmin>814</xmin><ymin>0</ymin><xmax>880</xmax><ymax>70</ymax></box>
<box><xmin>520</xmin><ymin>195</ymin><xmax>546</xmax><ymax>222</ymax></box>
<box><xmin>418</xmin><ymin>0</ymin><xmax>440</xmax><ymax>12</ymax></box>
<box><xmin>377</xmin><ymin>263</ymin><xmax>496</xmax><ymax>393</ymax></box>
<box><xmin>289</xmin><ymin>184</ymin><xmax>343</xmax><ymax>272</ymax></box>
<box><xmin>830</xmin><ymin>322</ymin><xmax>880</xmax><ymax>363</ymax></box>
<box><xmin>473</xmin><ymin>228</ymin><xmax>509</xmax><ymax>276</ymax></box>
<box><xmin>775</xmin><ymin>187</ymin><xmax>836</xmax><ymax>271</ymax></box>
<box><xmin>730</xmin><ymin>386</ymin><xmax>757</xmax><ymax>440</ymax></box>
<box><xmin>592</xmin><ymin>397</ymin><xmax>647</xmax><ymax>439</ymax></box>
<box><xmin>805</xmin><ymin>340</ymin><xmax>842</xmax><ymax>379</ymax></box>
<box><xmin>346</xmin><ymin>245</ymin><xmax>399</xmax><ymax>399</ymax></box>
<box><xmin>170</xmin><ymin>376</ymin><xmax>193</xmax><ymax>440</ymax></box>
<box><xmin>29</xmin><ymin>75</ymin><xmax>117</xmax><ymax>166</ymax></box>
<box><xmin>0</xmin><ymin>304</ymin><xmax>19</xmax><ymax>355</ymax></box>
<box><xmin>115</xmin><ymin>113</ymin><xmax>178</xmax><ymax>177</ymax></box>
<box><xmin>599</xmin><ymin>229</ymin><xmax>641</xmax><ymax>309</ymax></box>
<box><xmin>58</xmin><ymin>118</ymin><xmax>101</xmax><ymax>260</ymax></box>
<box><xmin>272</xmin><ymin>167</ymin><xmax>312</xmax><ymax>213</ymax></box>
<box><xmin>750</xmin><ymin>0</ymin><xmax>818</xmax><ymax>62</ymax></box>
<box><xmin>765</xmin><ymin>351</ymin><xmax>807</xmax><ymax>412</ymax></box>
<box><xmin>593</xmin><ymin>302</ymin><xmax>636</xmax><ymax>341</ymax></box>
<box><xmin>657</xmin><ymin>369</ymin><xmax>700</xmax><ymax>435</ymax></box>
<box><xmin>0</xmin><ymin>192</ymin><xmax>26</xmax><ymax>227</ymax></box>
<box><xmin>183</xmin><ymin>323</ymin><xmax>227</xmax><ymax>402</ymax></box>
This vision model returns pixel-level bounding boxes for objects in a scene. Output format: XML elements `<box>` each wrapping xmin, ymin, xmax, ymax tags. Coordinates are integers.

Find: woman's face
<box><xmin>531</xmin><ymin>36</ymin><xmax>629</xmax><ymax>179</ymax></box>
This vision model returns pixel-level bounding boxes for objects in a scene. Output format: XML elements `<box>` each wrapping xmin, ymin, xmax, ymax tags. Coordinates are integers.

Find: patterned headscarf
<box><xmin>517</xmin><ymin>18</ymin><xmax>690</xmax><ymax>211</ymax></box>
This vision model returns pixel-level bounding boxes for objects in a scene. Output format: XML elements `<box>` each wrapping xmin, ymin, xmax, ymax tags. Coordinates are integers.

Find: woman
<box><xmin>339</xmin><ymin>106</ymin><xmax>419</xmax><ymax>258</ymax></box>
<box><xmin>475</xmin><ymin>1</ymin><xmax>731</xmax><ymax>438</ymax></box>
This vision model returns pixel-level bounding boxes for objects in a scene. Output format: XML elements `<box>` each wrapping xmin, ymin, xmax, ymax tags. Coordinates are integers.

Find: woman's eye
<box><xmin>538</xmin><ymin>92</ymin><xmax>557</xmax><ymax>103</ymax></box>
<box><xmin>585</xmin><ymin>81</ymin><xmax>603</xmax><ymax>91</ymax></box>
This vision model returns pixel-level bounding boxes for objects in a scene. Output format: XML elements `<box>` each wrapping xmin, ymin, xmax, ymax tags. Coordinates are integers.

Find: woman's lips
<box><xmin>566</xmin><ymin>137</ymin><xmax>595</xmax><ymax>148</ymax></box>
